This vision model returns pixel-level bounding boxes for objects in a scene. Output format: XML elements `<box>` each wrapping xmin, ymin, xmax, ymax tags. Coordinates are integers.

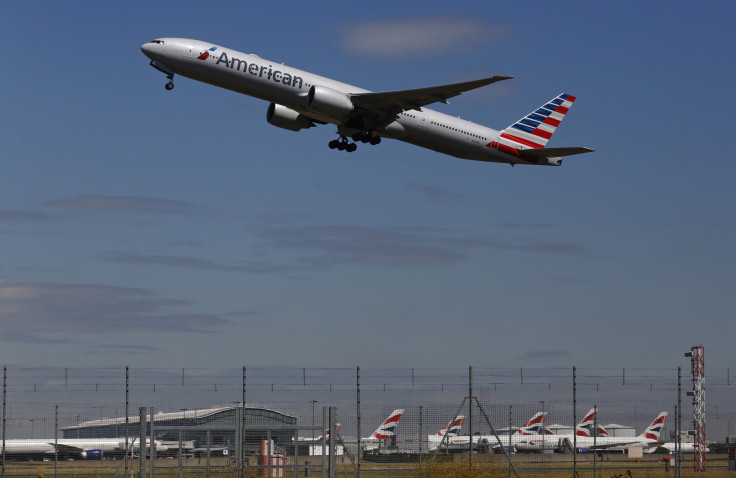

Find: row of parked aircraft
<box><xmin>370</xmin><ymin>408</ymin><xmax>687</xmax><ymax>454</ymax></box>
<box><xmin>311</xmin><ymin>407</ymin><xmax>683</xmax><ymax>454</ymax></box>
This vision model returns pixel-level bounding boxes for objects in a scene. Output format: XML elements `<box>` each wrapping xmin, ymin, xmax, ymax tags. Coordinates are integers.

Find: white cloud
<box><xmin>341</xmin><ymin>17</ymin><xmax>512</xmax><ymax>58</ymax></box>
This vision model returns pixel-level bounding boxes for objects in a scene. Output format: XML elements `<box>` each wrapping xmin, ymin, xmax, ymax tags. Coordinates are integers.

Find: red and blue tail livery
<box><xmin>437</xmin><ymin>415</ymin><xmax>465</xmax><ymax>437</ymax></box>
<box><xmin>370</xmin><ymin>409</ymin><xmax>404</xmax><ymax>440</ymax></box>
<box><xmin>501</xmin><ymin>94</ymin><xmax>576</xmax><ymax>149</ymax></box>
<box><xmin>517</xmin><ymin>412</ymin><xmax>547</xmax><ymax>435</ymax></box>
<box><xmin>576</xmin><ymin>408</ymin><xmax>596</xmax><ymax>437</ymax></box>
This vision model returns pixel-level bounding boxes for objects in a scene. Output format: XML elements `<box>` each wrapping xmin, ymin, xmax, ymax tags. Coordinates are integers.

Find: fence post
<box><xmin>328</xmin><ymin>407</ymin><xmax>336</xmax><ymax>478</ymax></box>
<box><xmin>356</xmin><ymin>366</ymin><xmax>361</xmax><ymax>478</ymax></box>
<box><xmin>139</xmin><ymin>407</ymin><xmax>147</xmax><ymax>478</ymax></box>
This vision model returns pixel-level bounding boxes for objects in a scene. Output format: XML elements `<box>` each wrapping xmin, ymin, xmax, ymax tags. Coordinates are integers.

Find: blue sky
<box><xmin>1</xmin><ymin>1</ymin><xmax>734</xmax><ymax>369</ymax></box>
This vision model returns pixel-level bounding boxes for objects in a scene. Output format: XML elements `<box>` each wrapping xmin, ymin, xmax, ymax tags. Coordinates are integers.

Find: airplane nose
<box><xmin>140</xmin><ymin>42</ymin><xmax>156</xmax><ymax>59</ymax></box>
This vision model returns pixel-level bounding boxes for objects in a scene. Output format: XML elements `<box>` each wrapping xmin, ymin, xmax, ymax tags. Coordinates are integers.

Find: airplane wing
<box><xmin>351</xmin><ymin>76</ymin><xmax>513</xmax><ymax>112</ymax></box>
<box><xmin>54</xmin><ymin>443</ymin><xmax>84</xmax><ymax>454</ymax></box>
<box><xmin>348</xmin><ymin>76</ymin><xmax>513</xmax><ymax>130</ymax></box>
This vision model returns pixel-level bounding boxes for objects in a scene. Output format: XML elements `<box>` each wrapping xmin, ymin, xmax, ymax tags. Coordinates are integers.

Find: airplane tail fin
<box><xmin>437</xmin><ymin>415</ymin><xmax>465</xmax><ymax>437</ymax></box>
<box><xmin>500</xmin><ymin>93</ymin><xmax>578</xmax><ymax>149</ymax></box>
<box><xmin>370</xmin><ymin>409</ymin><xmax>404</xmax><ymax>439</ymax></box>
<box><xmin>576</xmin><ymin>408</ymin><xmax>597</xmax><ymax>437</ymax></box>
<box><xmin>515</xmin><ymin>412</ymin><xmax>547</xmax><ymax>435</ymax></box>
<box><xmin>316</xmin><ymin>423</ymin><xmax>341</xmax><ymax>440</ymax></box>
<box><xmin>639</xmin><ymin>412</ymin><xmax>668</xmax><ymax>441</ymax></box>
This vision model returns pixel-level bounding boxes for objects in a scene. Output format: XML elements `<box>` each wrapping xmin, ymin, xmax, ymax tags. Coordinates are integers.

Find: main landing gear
<box><xmin>328</xmin><ymin>136</ymin><xmax>357</xmax><ymax>152</ymax></box>
<box><xmin>328</xmin><ymin>132</ymin><xmax>381</xmax><ymax>153</ymax></box>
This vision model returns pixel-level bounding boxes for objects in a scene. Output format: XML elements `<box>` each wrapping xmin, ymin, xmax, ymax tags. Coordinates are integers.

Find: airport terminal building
<box><xmin>62</xmin><ymin>405</ymin><xmax>298</xmax><ymax>451</ymax></box>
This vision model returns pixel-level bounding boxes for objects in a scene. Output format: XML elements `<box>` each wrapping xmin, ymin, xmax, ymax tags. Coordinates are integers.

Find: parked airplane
<box><xmin>644</xmin><ymin>440</ymin><xmax>710</xmax><ymax>454</ymax></box>
<box><xmin>141</xmin><ymin>38</ymin><xmax>593</xmax><ymax>166</ymax></box>
<box><xmin>437</xmin><ymin>412</ymin><xmax>549</xmax><ymax>452</ymax></box>
<box><xmin>515</xmin><ymin>408</ymin><xmax>598</xmax><ymax>452</ymax></box>
<box><xmin>569</xmin><ymin>412</ymin><xmax>668</xmax><ymax>452</ymax></box>
<box><xmin>295</xmin><ymin>423</ymin><xmax>341</xmax><ymax>442</ymax></box>
<box><xmin>362</xmin><ymin>409</ymin><xmax>404</xmax><ymax>450</ymax></box>
<box><xmin>0</xmin><ymin>437</ymin><xmax>164</xmax><ymax>460</ymax></box>
<box><xmin>427</xmin><ymin>415</ymin><xmax>466</xmax><ymax>450</ymax></box>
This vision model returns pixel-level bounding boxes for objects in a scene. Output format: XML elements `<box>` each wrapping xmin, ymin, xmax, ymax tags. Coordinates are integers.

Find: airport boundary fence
<box><xmin>2</xmin><ymin>365</ymin><xmax>736</xmax><ymax>477</ymax></box>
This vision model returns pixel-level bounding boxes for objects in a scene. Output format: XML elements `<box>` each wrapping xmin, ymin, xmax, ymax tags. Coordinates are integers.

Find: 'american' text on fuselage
<box><xmin>215</xmin><ymin>52</ymin><xmax>303</xmax><ymax>89</ymax></box>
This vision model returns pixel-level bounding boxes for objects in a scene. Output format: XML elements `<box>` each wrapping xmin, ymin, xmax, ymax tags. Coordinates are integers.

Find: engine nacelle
<box><xmin>267</xmin><ymin>103</ymin><xmax>314</xmax><ymax>131</ymax></box>
<box><xmin>306</xmin><ymin>85</ymin><xmax>354</xmax><ymax>121</ymax></box>
<box><xmin>81</xmin><ymin>449</ymin><xmax>103</xmax><ymax>459</ymax></box>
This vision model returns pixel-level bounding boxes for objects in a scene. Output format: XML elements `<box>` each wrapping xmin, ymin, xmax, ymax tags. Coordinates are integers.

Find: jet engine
<box><xmin>81</xmin><ymin>449</ymin><xmax>103</xmax><ymax>459</ymax></box>
<box><xmin>266</xmin><ymin>103</ymin><xmax>315</xmax><ymax>131</ymax></box>
<box><xmin>306</xmin><ymin>85</ymin><xmax>354</xmax><ymax>121</ymax></box>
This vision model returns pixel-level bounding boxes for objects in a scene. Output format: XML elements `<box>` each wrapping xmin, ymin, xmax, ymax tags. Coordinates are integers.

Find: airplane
<box><xmin>435</xmin><ymin>412</ymin><xmax>549</xmax><ymax>452</ymax></box>
<box><xmin>295</xmin><ymin>423</ymin><xmax>341</xmax><ymax>442</ymax></box>
<box><xmin>565</xmin><ymin>412</ymin><xmax>669</xmax><ymax>452</ymax></box>
<box><xmin>515</xmin><ymin>408</ymin><xmax>598</xmax><ymax>452</ymax></box>
<box><xmin>427</xmin><ymin>415</ymin><xmax>466</xmax><ymax>450</ymax></box>
<box><xmin>0</xmin><ymin>437</ymin><xmax>165</xmax><ymax>460</ymax></box>
<box><xmin>362</xmin><ymin>409</ymin><xmax>404</xmax><ymax>450</ymax></box>
<box><xmin>644</xmin><ymin>440</ymin><xmax>710</xmax><ymax>454</ymax></box>
<box><xmin>140</xmin><ymin>38</ymin><xmax>593</xmax><ymax>166</ymax></box>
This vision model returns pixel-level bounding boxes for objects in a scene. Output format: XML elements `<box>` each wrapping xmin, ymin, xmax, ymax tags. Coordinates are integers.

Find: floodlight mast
<box><xmin>685</xmin><ymin>346</ymin><xmax>706</xmax><ymax>472</ymax></box>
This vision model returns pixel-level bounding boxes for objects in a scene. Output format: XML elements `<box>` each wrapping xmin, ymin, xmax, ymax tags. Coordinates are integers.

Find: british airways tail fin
<box><xmin>437</xmin><ymin>415</ymin><xmax>465</xmax><ymax>437</ymax></box>
<box><xmin>515</xmin><ymin>412</ymin><xmax>547</xmax><ymax>435</ymax></box>
<box><xmin>370</xmin><ymin>409</ymin><xmax>404</xmax><ymax>439</ymax></box>
<box><xmin>576</xmin><ymin>408</ymin><xmax>596</xmax><ymax>437</ymax></box>
<box><xmin>639</xmin><ymin>412</ymin><xmax>668</xmax><ymax>441</ymax></box>
<box><xmin>500</xmin><ymin>93</ymin><xmax>578</xmax><ymax>149</ymax></box>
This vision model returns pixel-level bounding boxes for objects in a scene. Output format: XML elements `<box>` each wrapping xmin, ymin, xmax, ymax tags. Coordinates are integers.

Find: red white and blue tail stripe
<box><xmin>500</xmin><ymin>93</ymin><xmax>576</xmax><ymax>149</ymax></box>
<box><xmin>516</xmin><ymin>412</ymin><xmax>547</xmax><ymax>435</ymax></box>
<box><xmin>437</xmin><ymin>415</ymin><xmax>465</xmax><ymax>437</ymax></box>
<box><xmin>641</xmin><ymin>412</ymin><xmax>668</xmax><ymax>441</ymax></box>
<box><xmin>370</xmin><ymin>409</ymin><xmax>404</xmax><ymax>440</ymax></box>
<box><xmin>576</xmin><ymin>408</ymin><xmax>596</xmax><ymax>437</ymax></box>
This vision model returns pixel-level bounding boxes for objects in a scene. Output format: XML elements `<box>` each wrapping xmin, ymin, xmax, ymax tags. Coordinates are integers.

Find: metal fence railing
<box><xmin>2</xmin><ymin>366</ymin><xmax>735</xmax><ymax>477</ymax></box>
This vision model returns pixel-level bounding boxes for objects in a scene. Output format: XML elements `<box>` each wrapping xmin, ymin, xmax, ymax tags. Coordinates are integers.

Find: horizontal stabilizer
<box><xmin>521</xmin><ymin>147</ymin><xmax>594</xmax><ymax>158</ymax></box>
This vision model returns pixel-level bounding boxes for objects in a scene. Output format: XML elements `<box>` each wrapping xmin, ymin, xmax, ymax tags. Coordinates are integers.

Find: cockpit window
<box><xmin>152</xmin><ymin>40</ymin><xmax>164</xmax><ymax>44</ymax></box>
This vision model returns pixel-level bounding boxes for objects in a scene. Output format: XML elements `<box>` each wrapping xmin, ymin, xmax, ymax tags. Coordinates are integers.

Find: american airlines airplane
<box><xmin>140</xmin><ymin>38</ymin><xmax>593</xmax><ymax>166</ymax></box>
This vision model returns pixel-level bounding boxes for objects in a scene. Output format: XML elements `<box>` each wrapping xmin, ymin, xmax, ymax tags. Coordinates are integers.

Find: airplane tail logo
<box><xmin>197</xmin><ymin>46</ymin><xmax>218</xmax><ymax>60</ymax></box>
<box><xmin>641</xmin><ymin>412</ymin><xmax>668</xmax><ymax>441</ymax></box>
<box><xmin>437</xmin><ymin>415</ymin><xmax>465</xmax><ymax>437</ymax></box>
<box><xmin>576</xmin><ymin>408</ymin><xmax>596</xmax><ymax>437</ymax></box>
<box><xmin>370</xmin><ymin>409</ymin><xmax>404</xmax><ymax>440</ymax></box>
<box><xmin>500</xmin><ymin>93</ymin><xmax>577</xmax><ymax>149</ymax></box>
<box><xmin>516</xmin><ymin>412</ymin><xmax>547</xmax><ymax>435</ymax></box>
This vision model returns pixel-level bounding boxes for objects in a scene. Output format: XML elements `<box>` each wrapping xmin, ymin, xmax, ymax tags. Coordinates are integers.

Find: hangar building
<box><xmin>62</xmin><ymin>405</ymin><xmax>298</xmax><ymax>451</ymax></box>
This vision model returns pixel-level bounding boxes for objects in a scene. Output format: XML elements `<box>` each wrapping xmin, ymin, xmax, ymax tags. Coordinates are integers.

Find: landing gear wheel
<box><xmin>346</xmin><ymin>143</ymin><xmax>357</xmax><ymax>153</ymax></box>
<box><xmin>328</xmin><ymin>140</ymin><xmax>339</xmax><ymax>149</ymax></box>
<box><xmin>369</xmin><ymin>136</ymin><xmax>381</xmax><ymax>145</ymax></box>
<box><xmin>165</xmin><ymin>81</ymin><xmax>174</xmax><ymax>91</ymax></box>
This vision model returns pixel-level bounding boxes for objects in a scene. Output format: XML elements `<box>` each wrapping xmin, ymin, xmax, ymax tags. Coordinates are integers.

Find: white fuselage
<box><xmin>141</xmin><ymin>38</ymin><xmax>529</xmax><ymax>165</ymax></box>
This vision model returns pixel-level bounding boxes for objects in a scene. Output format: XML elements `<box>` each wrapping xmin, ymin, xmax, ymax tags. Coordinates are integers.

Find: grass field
<box><xmin>2</xmin><ymin>454</ymin><xmax>733</xmax><ymax>478</ymax></box>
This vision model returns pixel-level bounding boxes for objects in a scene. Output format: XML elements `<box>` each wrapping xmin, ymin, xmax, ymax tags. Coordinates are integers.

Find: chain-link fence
<box><xmin>2</xmin><ymin>366</ymin><xmax>735</xmax><ymax>477</ymax></box>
